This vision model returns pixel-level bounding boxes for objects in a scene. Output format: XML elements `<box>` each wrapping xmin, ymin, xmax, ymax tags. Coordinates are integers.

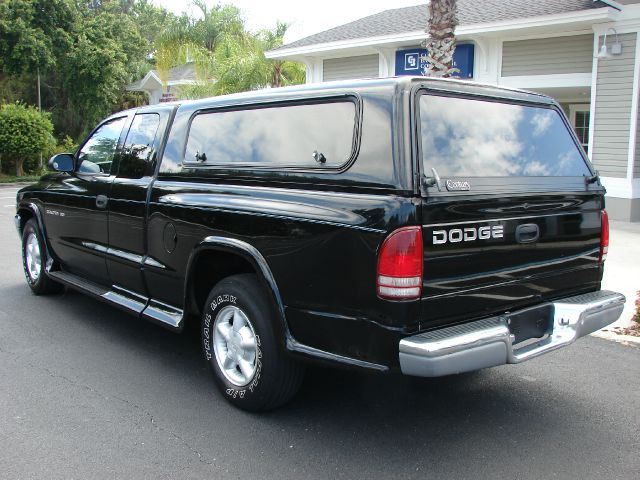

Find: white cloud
<box><xmin>523</xmin><ymin>160</ymin><xmax>550</xmax><ymax>176</ymax></box>
<box><xmin>421</xmin><ymin>96</ymin><xmax>525</xmax><ymax>176</ymax></box>
<box><xmin>421</xmin><ymin>99</ymin><xmax>588</xmax><ymax>177</ymax></box>
<box><xmin>186</xmin><ymin>102</ymin><xmax>355</xmax><ymax>168</ymax></box>
<box><xmin>556</xmin><ymin>149</ymin><xmax>582</xmax><ymax>175</ymax></box>
<box><xmin>530</xmin><ymin>110</ymin><xmax>553</xmax><ymax>137</ymax></box>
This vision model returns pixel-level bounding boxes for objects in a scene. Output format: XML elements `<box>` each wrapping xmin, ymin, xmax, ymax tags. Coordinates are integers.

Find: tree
<box><xmin>0</xmin><ymin>102</ymin><xmax>54</xmax><ymax>176</ymax></box>
<box><xmin>423</xmin><ymin>0</ymin><xmax>459</xmax><ymax>77</ymax></box>
<box><xmin>210</xmin><ymin>22</ymin><xmax>305</xmax><ymax>95</ymax></box>
<box><xmin>0</xmin><ymin>0</ymin><xmax>163</xmax><ymax>139</ymax></box>
<box><xmin>191</xmin><ymin>0</ymin><xmax>245</xmax><ymax>52</ymax></box>
<box><xmin>154</xmin><ymin>2</ymin><xmax>246</xmax><ymax>93</ymax></box>
<box><xmin>259</xmin><ymin>22</ymin><xmax>306</xmax><ymax>88</ymax></box>
<box><xmin>0</xmin><ymin>0</ymin><xmax>76</xmax><ymax>116</ymax></box>
<box><xmin>153</xmin><ymin>2</ymin><xmax>306</xmax><ymax>98</ymax></box>
<box><xmin>0</xmin><ymin>0</ymin><xmax>74</xmax><ymax>76</ymax></box>
<box><xmin>59</xmin><ymin>7</ymin><xmax>148</xmax><ymax>133</ymax></box>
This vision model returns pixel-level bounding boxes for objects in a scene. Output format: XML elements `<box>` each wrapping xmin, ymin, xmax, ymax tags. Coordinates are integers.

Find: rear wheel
<box><xmin>201</xmin><ymin>274</ymin><xmax>304</xmax><ymax>411</ymax></box>
<box><xmin>21</xmin><ymin>219</ymin><xmax>63</xmax><ymax>295</ymax></box>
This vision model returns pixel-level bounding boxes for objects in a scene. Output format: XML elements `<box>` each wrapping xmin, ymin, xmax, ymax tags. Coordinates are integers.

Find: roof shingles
<box><xmin>273</xmin><ymin>0</ymin><xmax>609</xmax><ymax>52</ymax></box>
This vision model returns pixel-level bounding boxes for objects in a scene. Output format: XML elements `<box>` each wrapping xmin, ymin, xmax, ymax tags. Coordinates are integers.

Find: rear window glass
<box><xmin>184</xmin><ymin>100</ymin><xmax>357</xmax><ymax>168</ymax></box>
<box><xmin>419</xmin><ymin>95</ymin><xmax>591</xmax><ymax>177</ymax></box>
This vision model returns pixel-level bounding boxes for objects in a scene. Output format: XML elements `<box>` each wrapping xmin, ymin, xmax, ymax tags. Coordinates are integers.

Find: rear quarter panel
<box><xmin>144</xmin><ymin>83</ymin><xmax>421</xmax><ymax>365</ymax></box>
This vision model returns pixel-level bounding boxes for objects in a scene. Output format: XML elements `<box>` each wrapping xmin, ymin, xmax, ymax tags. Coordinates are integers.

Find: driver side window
<box><xmin>77</xmin><ymin>117</ymin><xmax>127</xmax><ymax>174</ymax></box>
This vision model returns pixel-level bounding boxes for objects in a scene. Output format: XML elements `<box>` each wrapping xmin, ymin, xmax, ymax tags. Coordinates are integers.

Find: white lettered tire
<box><xmin>21</xmin><ymin>219</ymin><xmax>63</xmax><ymax>295</ymax></box>
<box><xmin>202</xmin><ymin>274</ymin><xmax>304</xmax><ymax>411</ymax></box>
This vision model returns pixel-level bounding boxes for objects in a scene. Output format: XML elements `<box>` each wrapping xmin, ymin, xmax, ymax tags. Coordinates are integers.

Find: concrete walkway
<box><xmin>595</xmin><ymin>220</ymin><xmax>640</xmax><ymax>343</ymax></box>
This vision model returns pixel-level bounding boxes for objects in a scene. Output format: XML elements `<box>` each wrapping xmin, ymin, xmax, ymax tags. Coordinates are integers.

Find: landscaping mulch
<box><xmin>610</xmin><ymin>324</ymin><xmax>640</xmax><ymax>337</ymax></box>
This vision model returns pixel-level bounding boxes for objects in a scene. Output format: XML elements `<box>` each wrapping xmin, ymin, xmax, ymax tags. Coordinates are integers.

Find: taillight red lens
<box><xmin>377</xmin><ymin>226</ymin><xmax>423</xmax><ymax>300</ymax></box>
<box><xmin>600</xmin><ymin>209</ymin><xmax>609</xmax><ymax>263</ymax></box>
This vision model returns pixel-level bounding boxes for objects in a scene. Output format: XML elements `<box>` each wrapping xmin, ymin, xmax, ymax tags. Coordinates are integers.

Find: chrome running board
<box><xmin>47</xmin><ymin>270</ymin><xmax>184</xmax><ymax>331</ymax></box>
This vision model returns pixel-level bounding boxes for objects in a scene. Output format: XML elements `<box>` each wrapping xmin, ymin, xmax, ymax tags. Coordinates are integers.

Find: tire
<box><xmin>201</xmin><ymin>274</ymin><xmax>304</xmax><ymax>411</ymax></box>
<box><xmin>21</xmin><ymin>218</ymin><xmax>63</xmax><ymax>295</ymax></box>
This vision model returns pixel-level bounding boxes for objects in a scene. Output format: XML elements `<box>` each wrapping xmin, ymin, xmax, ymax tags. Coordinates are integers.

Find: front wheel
<box><xmin>21</xmin><ymin>219</ymin><xmax>63</xmax><ymax>295</ymax></box>
<box><xmin>201</xmin><ymin>274</ymin><xmax>304</xmax><ymax>411</ymax></box>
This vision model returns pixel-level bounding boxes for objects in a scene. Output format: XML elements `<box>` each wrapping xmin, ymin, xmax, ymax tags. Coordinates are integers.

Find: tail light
<box><xmin>599</xmin><ymin>209</ymin><xmax>609</xmax><ymax>263</ymax></box>
<box><xmin>377</xmin><ymin>226</ymin><xmax>423</xmax><ymax>300</ymax></box>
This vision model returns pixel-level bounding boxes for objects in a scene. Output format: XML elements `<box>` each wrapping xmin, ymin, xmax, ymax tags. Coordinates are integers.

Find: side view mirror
<box><xmin>48</xmin><ymin>153</ymin><xmax>75</xmax><ymax>173</ymax></box>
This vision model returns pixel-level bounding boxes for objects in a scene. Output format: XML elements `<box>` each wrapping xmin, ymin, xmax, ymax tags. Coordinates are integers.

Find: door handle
<box><xmin>96</xmin><ymin>195</ymin><xmax>108</xmax><ymax>209</ymax></box>
<box><xmin>515</xmin><ymin>223</ymin><xmax>539</xmax><ymax>244</ymax></box>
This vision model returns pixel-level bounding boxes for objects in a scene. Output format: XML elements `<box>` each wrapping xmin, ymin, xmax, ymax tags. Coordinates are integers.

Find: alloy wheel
<box><xmin>213</xmin><ymin>305</ymin><xmax>258</xmax><ymax>386</ymax></box>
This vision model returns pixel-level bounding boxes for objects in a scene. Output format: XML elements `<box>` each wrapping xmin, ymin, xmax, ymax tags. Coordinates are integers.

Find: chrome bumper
<box><xmin>399</xmin><ymin>290</ymin><xmax>625</xmax><ymax>377</ymax></box>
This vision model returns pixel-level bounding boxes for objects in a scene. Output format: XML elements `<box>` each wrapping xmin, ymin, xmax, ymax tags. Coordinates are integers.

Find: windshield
<box><xmin>419</xmin><ymin>94</ymin><xmax>591</xmax><ymax>177</ymax></box>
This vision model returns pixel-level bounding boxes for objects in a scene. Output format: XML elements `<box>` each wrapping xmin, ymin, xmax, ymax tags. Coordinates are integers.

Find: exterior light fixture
<box><xmin>597</xmin><ymin>28</ymin><xmax>623</xmax><ymax>59</ymax></box>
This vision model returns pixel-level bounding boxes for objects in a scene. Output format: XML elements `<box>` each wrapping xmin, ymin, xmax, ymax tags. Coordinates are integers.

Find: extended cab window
<box><xmin>184</xmin><ymin>100</ymin><xmax>357</xmax><ymax>168</ymax></box>
<box><xmin>119</xmin><ymin>113</ymin><xmax>160</xmax><ymax>179</ymax></box>
<box><xmin>419</xmin><ymin>95</ymin><xmax>591</xmax><ymax>177</ymax></box>
<box><xmin>77</xmin><ymin>117</ymin><xmax>127</xmax><ymax>174</ymax></box>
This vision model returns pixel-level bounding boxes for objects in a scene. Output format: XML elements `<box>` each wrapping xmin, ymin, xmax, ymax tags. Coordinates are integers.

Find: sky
<box><xmin>153</xmin><ymin>0</ymin><xmax>425</xmax><ymax>44</ymax></box>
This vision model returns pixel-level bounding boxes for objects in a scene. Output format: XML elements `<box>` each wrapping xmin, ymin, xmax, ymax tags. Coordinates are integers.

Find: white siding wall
<box><xmin>501</xmin><ymin>34</ymin><xmax>594</xmax><ymax>76</ymax></box>
<box><xmin>592</xmin><ymin>33</ymin><xmax>637</xmax><ymax>178</ymax></box>
<box><xmin>636</xmin><ymin>101</ymin><xmax>640</xmax><ymax>178</ymax></box>
<box><xmin>322</xmin><ymin>54</ymin><xmax>379</xmax><ymax>81</ymax></box>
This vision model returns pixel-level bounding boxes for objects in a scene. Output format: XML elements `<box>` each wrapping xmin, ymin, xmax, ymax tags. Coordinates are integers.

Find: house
<box><xmin>266</xmin><ymin>0</ymin><xmax>640</xmax><ymax>222</ymax></box>
<box><xmin>126</xmin><ymin>63</ymin><xmax>198</xmax><ymax>104</ymax></box>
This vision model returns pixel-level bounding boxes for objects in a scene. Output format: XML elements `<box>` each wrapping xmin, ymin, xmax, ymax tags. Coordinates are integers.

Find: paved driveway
<box><xmin>1</xmin><ymin>184</ymin><xmax>639</xmax><ymax>479</ymax></box>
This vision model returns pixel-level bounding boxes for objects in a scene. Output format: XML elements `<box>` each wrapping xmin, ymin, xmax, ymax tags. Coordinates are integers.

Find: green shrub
<box><xmin>23</xmin><ymin>135</ymin><xmax>79</xmax><ymax>176</ymax></box>
<box><xmin>0</xmin><ymin>102</ymin><xmax>55</xmax><ymax>176</ymax></box>
<box><xmin>634</xmin><ymin>290</ymin><xmax>640</xmax><ymax>324</ymax></box>
<box><xmin>54</xmin><ymin>135</ymin><xmax>79</xmax><ymax>156</ymax></box>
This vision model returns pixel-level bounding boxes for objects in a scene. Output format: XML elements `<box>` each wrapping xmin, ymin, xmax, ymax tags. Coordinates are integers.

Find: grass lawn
<box><xmin>0</xmin><ymin>174</ymin><xmax>41</xmax><ymax>184</ymax></box>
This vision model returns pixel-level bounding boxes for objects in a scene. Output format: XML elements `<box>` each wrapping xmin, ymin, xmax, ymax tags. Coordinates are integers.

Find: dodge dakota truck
<box><xmin>16</xmin><ymin>77</ymin><xmax>625</xmax><ymax>411</ymax></box>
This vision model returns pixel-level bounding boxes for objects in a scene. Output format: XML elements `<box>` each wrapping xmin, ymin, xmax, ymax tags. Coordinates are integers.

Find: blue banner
<box><xmin>395</xmin><ymin>44</ymin><xmax>474</xmax><ymax>79</ymax></box>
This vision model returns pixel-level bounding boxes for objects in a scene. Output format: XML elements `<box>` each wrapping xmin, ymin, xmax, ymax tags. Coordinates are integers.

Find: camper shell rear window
<box><xmin>418</xmin><ymin>94</ymin><xmax>591</xmax><ymax>178</ymax></box>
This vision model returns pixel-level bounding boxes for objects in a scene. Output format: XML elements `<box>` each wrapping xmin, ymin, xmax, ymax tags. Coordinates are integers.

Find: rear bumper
<box><xmin>399</xmin><ymin>290</ymin><xmax>625</xmax><ymax>377</ymax></box>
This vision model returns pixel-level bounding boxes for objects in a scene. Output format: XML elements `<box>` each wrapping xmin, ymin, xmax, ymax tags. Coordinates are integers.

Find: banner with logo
<box><xmin>395</xmin><ymin>44</ymin><xmax>474</xmax><ymax>78</ymax></box>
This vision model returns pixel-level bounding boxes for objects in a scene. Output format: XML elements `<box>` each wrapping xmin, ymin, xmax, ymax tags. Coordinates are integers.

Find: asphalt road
<box><xmin>1</xmin><ymin>183</ymin><xmax>639</xmax><ymax>480</ymax></box>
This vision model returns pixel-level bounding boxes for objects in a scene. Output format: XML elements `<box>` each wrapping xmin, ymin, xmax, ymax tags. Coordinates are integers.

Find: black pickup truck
<box><xmin>16</xmin><ymin>77</ymin><xmax>625</xmax><ymax>411</ymax></box>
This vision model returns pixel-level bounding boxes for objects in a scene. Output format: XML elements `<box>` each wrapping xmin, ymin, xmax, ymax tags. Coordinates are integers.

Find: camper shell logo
<box><xmin>445</xmin><ymin>180</ymin><xmax>471</xmax><ymax>191</ymax></box>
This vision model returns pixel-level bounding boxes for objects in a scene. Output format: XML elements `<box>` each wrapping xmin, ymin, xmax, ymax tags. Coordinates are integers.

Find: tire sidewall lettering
<box><xmin>210</xmin><ymin>294</ymin><xmax>236</xmax><ymax>311</ymax></box>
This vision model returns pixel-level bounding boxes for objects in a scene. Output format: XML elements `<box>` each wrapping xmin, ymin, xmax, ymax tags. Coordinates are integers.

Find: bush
<box><xmin>634</xmin><ymin>291</ymin><xmax>640</xmax><ymax>324</ymax></box>
<box><xmin>53</xmin><ymin>135</ymin><xmax>79</xmax><ymax>156</ymax></box>
<box><xmin>0</xmin><ymin>102</ymin><xmax>55</xmax><ymax>176</ymax></box>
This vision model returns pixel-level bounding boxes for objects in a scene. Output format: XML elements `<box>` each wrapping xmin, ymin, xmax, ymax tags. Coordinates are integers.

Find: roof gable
<box><xmin>127</xmin><ymin>63</ymin><xmax>199</xmax><ymax>91</ymax></box>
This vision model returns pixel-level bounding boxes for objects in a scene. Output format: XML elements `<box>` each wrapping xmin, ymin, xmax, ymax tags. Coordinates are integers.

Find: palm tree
<box><xmin>154</xmin><ymin>4</ymin><xmax>305</xmax><ymax>99</ymax></box>
<box><xmin>191</xmin><ymin>0</ymin><xmax>245</xmax><ymax>52</ymax></box>
<box><xmin>212</xmin><ymin>22</ymin><xmax>305</xmax><ymax>95</ymax></box>
<box><xmin>154</xmin><ymin>1</ymin><xmax>246</xmax><ymax>93</ymax></box>
<box><xmin>423</xmin><ymin>0</ymin><xmax>459</xmax><ymax>77</ymax></box>
<box><xmin>260</xmin><ymin>22</ymin><xmax>305</xmax><ymax>88</ymax></box>
<box><xmin>155</xmin><ymin>14</ymin><xmax>195</xmax><ymax>91</ymax></box>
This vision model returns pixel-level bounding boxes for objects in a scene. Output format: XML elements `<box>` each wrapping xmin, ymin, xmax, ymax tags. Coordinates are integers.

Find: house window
<box><xmin>570</xmin><ymin>105</ymin><xmax>590</xmax><ymax>155</ymax></box>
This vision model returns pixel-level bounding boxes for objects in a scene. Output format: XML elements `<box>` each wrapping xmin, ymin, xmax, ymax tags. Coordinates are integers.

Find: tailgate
<box><xmin>415</xmin><ymin>91</ymin><xmax>604</xmax><ymax>328</ymax></box>
<box><xmin>420</xmin><ymin>194</ymin><xmax>603</xmax><ymax>328</ymax></box>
